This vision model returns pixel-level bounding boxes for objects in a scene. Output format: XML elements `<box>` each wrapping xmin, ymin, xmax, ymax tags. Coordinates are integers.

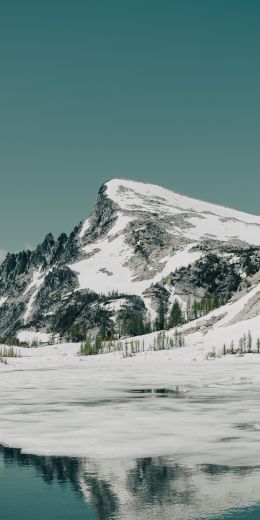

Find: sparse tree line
<box><xmin>79</xmin><ymin>328</ymin><xmax>185</xmax><ymax>357</ymax></box>
<box><xmin>0</xmin><ymin>335</ymin><xmax>58</xmax><ymax>348</ymax></box>
<box><xmin>154</xmin><ymin>293</ymin><xmax>225</xmax><ymax>331</ymax></box>
<box><xmin>206</xmin><ymin>331</ymin><xmax>260</xmax><ymax>359</ymax></box>
<box><xmin>76</xmin><ymin>292</ymin><xmax>224</xmax><ymax>349</ymax></box>
<box><xmin>0</xmin><ymin>336</ymin><xmax>28</xmax><ymax>347</ymax></box>
<box><xmin>0</xmin><ymin>346</ymin><xmax>21</xmax><ymax>364</ymax></box>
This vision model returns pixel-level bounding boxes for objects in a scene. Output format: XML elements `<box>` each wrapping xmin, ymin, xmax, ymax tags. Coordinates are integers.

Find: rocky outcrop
<box><xmin>80</xmin><ymin>183</ymin><xmax>119</xmax><ymax>245</ymax></box>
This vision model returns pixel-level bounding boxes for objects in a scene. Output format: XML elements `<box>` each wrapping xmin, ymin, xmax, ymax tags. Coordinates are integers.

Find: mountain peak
<box><xmin>102</xmin><ymin>178</ymin><xmax>260</xmax><ymax>225</ymax></box>
<box><xmin>1</xmin><ymin>177</ymin><xmax>260</xmax><ymax>341</ymax></box>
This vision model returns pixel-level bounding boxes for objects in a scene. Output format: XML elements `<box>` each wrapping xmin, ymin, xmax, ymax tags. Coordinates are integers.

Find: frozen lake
<box><xmin>1</xmin><ymin>343</ymin><xmax>260</xmax><ymax>465</ymax></box>
<box><xmin>1</xmin><ymin>343</ymin><xmax>260</xmax><ymax>517</ymax></box>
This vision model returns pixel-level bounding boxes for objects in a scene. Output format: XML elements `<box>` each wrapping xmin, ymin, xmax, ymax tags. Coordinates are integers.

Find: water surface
<box><xmin>1</xmin><ymin>445</ymin><xmax>260</xmax><ymax>520</ymax></box>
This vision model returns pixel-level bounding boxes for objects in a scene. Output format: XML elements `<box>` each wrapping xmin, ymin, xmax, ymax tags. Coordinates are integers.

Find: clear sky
<box><xmin>0</xmin><ymin>0</ymin><xmax>259</xmax><ymax>256</ymax></box>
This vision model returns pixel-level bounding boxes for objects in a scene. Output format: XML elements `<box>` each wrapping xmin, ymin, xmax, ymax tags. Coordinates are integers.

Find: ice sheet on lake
<box><xmin>1</xmin><ymin>341</ymin><xmax>260</xmax><ymax>467</ymax></box>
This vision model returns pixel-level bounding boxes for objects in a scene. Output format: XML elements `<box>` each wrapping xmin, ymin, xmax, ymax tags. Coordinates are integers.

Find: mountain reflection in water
<box><xmin>1</xmin><ymin>445</ymin><xmax>260</xmax><ymax>520</ymax></box>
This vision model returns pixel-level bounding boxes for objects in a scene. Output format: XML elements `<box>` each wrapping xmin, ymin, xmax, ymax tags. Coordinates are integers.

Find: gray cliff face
<box><xmin>1</xmin><ymin>180</ymin><xmax>260</xmax><ymax>341</ymax></box>
<box><xmin>145</xmin><ymin>246</ymin><xmax>260</xmax><ymax>310</ymax></box>
<box><xmin>124</xmin><ymin>217</ymin><xmax>184</xmax><ymax>281</ymax></box>
<box><xmin>0</xmin><ymin>229</ymin><xmax>82</xmax><ymax>337</ymax></box>
<box><xmin>80</xmin><ymin>184</ymin><xmax>119</xmax><ymax>245</ymax></box>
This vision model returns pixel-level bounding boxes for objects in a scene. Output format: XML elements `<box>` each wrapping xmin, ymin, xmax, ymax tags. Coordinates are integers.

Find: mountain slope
<box><xmin>1</xmin><ymin>178</ymin><xmax>260</xmax><ymax>342</ymax></box>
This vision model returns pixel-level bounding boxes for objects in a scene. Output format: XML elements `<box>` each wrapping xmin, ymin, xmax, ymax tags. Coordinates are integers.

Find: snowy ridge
<box><xmin>80</xmin><ymin>178</ymin><xmax>260</xmax><ymax>241</ymax></box>
<box><xmin>71</xmin><ymin>178</ymin><xmax>260</xmax><ymax>304</ymax></box>
<box><xmin>105</xmin><ymin>179</ymin><xmax>260</xmax><ymax>233</ymax></box>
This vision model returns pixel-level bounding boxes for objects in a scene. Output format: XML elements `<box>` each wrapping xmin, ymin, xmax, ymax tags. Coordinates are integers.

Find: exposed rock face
<box><xmin>80</xmin><ymin>183</ymin><xmax>119</xmax><ymax>245</ymax></box>
<box><xmin>165</xmin><ymin>253</ymin><xmax>242</xmax><ymax>300</ymax></box>
<box><xmin>1</xmin><ymin>178</ymin><xmax>260</xmax><ymax>340</ymax></box>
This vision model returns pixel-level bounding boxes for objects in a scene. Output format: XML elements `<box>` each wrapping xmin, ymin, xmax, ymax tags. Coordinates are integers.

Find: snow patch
<box><xmin>0</xmin><ymin>297</ymin><xmax>7</xmax><ymax>307</ymax></box>
<box><xmin>79</xmin><ymin>218</ymin><xmax>91</xmax><ymax>239</ymax></box>
<box><xmin>23</xmin><ymin>269</ymin><xmax>49</xmax><ymax>324</ymax></box>
<box><xmin>152</xmin><ymin>245</ymin><xmax>202</xmax><ymax>284</ymax></box>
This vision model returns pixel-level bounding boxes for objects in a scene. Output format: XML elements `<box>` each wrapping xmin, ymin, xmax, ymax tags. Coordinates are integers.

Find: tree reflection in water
<box><xmin>1</xmin><ymin>445</ymin><xmax>260</xmax><ymax>520</ymax></box>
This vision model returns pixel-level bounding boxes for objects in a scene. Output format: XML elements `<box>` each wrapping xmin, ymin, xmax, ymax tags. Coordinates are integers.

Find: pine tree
<box><xmin>79</xmin><ymin>335</ymin><xmax>93</xmax><ymax>356</ymax></box>
<box><xmin>244</xmin><ymin>252</ymin><xmax>254</xmax><ymax>276</ymax></box>
<box><xmin>186</xmin><ymin>297</ymin><xmax>191</xmax><ymax>322</ymax></box>
<box><xmin>168</xmin><ymin>299</ymin><xmax>183</xmax><ymax>328</ymax></box>
<box><xmin>247</xmin><ymin>331</ymin><xmax>252</xmax><ymax>353</ymax></box>
<box><xmin>192</xmin><ymin>299</ymin><xmax>199</xmax><ymax>320</ymax></box>
<box><xmin>95</xmin><ymin>334</ymin><xmax>103</xmax><ymax>353</ymax></box>
<box><xmin>155</xmin><ymin>299</ymin><xmax>166</xmax><ymax>331</ymax></box>
<box><xmin>99</xmin><ymin>319</ymin><xmax>107</xmax><ymax>340</ymax></box>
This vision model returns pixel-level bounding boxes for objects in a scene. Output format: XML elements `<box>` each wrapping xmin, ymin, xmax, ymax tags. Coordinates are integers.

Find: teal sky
<box><xmin>0</xmin><ymin>0</ymin><xmax>260</xmax><ymax>254</ymax></box>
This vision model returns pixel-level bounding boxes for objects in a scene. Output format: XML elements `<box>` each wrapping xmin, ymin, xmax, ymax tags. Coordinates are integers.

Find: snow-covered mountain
<box><xmin>1</xmin><ymin>178</ymin><xmax>260</xmax><ymax>341</ymax></box>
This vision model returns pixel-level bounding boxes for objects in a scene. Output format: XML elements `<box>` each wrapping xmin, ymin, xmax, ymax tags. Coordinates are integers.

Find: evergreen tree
<box><xmin>168</xmin><ymin>299</ymin><xmax>183</xmax><ymax>328</ymax></box>
<box><xmin>95</xmin><ymin>334</ymin><xmax>103</xmax><ymax>353</ymax></box>
<box><xmin>117</xmin><ymin>309</ymin><xmax>145</xmax><ymax>337</ymax></box>
<box><xmin>186</xmin><ymin>297</ymin><xmax>191</xmax><ymax>322</ymax></box>
<box><xmin>191</xmin><ymin>299</ymin><xmax>199</xmax><ymax>320</ymax></box>
<box><xmin>99</xmin><ymin>316</ymin><xmax>115</xmax><ymax>341</ymax></box>
<box><xmin>155</xmin><ymin>299</ymin><xmax>166</xmax><ymax>331</ymax></box>
<box><xmin>79</xmin><ymin>335</ymin><xmax>93</xmax><ymax>356</ymax></box>
<box><xmin>244</xmin><ymin>252</ymin><xmax>254</xmax><ymax>276</ymax></box>
<box><xmin>247</xmin><ymin>331</ymin><xmax>252</xmax><ymax>353</ymax></box>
